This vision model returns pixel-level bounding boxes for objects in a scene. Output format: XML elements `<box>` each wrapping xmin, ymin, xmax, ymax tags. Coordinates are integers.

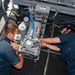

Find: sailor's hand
<box><xmin>40</xmin><ymin>42</ymin><xmax>47</xmax><ymax>47</ymax></box>
<box><xmin>10</xmin><ymin>42</ymin><xmax>19</xmax><ymax>52</ymax></box>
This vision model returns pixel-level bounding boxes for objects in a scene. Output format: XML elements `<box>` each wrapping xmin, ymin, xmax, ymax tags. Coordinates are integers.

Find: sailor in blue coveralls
<box><xmin>39</xmin><ymin>23</ymin><xmax>75</xmax><ymax>75</ymax></box>
<box><xmin>0</xmin><ymin>23</ymin><xmax>24</xmax><ymax>75</ymax></box>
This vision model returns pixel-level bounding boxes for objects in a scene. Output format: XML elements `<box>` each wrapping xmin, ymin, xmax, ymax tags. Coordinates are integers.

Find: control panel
<box><xmin>35</xmin><ymin>4</ymin><xmax>50</xmax><ymax>22</ymax></box>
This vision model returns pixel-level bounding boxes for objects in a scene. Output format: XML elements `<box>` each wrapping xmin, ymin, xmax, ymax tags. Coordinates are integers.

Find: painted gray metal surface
<box><xmin>13</xmin><ymin>0</ymin><xmax>75</xmax><ymax>16</ymax></box>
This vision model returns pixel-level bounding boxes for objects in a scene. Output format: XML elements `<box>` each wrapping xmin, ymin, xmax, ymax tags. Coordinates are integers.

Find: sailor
<box><xmin>39</xmin><ymin>23</ymin><xmax>75</xmax><ymax>75</ymax></box>
<box><xmin>0</xmin><ymin>23</ymin><xmax>24</xmax><ymax>75</ymax></box>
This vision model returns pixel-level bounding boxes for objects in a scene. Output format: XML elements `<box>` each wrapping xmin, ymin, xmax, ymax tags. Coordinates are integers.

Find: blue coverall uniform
<box><xmin>57</xmin><ymin>32</ymin><xmax>75</xmax><ymax>75</ymax></box>
<box><xmin>0</xmin><ymin>35</ymin><xmax>20</xmax><ymax>75</ymax></box>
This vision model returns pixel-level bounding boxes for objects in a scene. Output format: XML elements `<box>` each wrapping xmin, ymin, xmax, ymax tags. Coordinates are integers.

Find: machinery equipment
<box><xmin>13</xmin><ymin>3</ymin><xmax>50</xmax><ymax>60</ymax></box>
<box><xmin>18</xmin><ymin>19</ymin><xmax>42</xmax><ymax>59</ymax></box>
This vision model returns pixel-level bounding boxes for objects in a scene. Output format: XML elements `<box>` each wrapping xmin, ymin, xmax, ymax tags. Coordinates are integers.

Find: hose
<box><xmin>29</xmin><ymin>14</ymin><xmax>35</xmax><ymax>39</ymax></box>
<box><xmin>1</xmin><ymin>0</ymin><xmax>14</xmax><ymax>12</ymax></box>
<box><xmin>1</xmin><ymin>0</ymin><xmax>5</xmax><ymax>12</ymax></box>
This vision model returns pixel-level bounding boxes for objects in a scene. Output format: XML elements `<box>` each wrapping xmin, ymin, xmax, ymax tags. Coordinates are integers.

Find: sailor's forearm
<box><xmin>39</xmin><ymin>37</ymin><xmax>60</xmax><ymax>44</ymax></box>
<box><xmin>46</xmin><ymin>43</ymin><xmax>60</xmax><ymax>51</ymax></box>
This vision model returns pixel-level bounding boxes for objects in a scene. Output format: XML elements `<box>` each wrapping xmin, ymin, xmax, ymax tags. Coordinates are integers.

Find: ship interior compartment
<box><xmin>10</xmin><ymin>11</ymin><xmax>75</xmax><ymax>75</ymax></box>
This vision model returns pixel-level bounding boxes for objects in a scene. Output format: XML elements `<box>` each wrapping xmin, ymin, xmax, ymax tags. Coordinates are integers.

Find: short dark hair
<box><xmin>62</xmin><ymin>23</ymin><xmax>75</xmax><ymax>29</ymax></box>
<box><xmin>62</xmin><ymin>23</ymin><xmax>75</xmax><ymax>32</ymax></box>
<box><xmin>2</xmin><ymin>23</ymin><xmax>18</xmax><ymax>35</ymax></box>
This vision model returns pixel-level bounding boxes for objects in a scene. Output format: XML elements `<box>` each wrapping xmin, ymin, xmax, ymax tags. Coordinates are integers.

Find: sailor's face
<box><xmin>10</xmin><ymin>28</ymin><xmax>19</xmax><ymax>41</ymax></box>
<box><xmin>61</xmin><ymin>28</ymin><xmax>71</xmax><ymax>34</ymax></box>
